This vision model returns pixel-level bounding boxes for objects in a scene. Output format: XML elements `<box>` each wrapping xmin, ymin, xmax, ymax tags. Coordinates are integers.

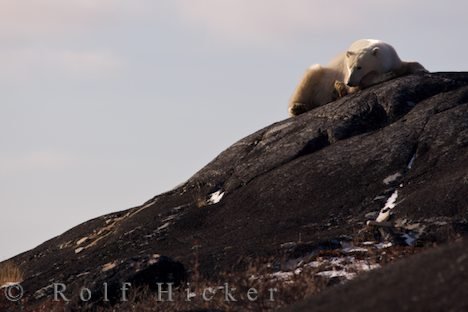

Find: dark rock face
<box><xmin>282</xmin><ymin>239</ymin><xmax>468</xmax><ymax>312</ymax></box>
<box><xmin>1</xmin><ymin>72</ymin><xmax>467</xmax><ymax>311</ymax></box>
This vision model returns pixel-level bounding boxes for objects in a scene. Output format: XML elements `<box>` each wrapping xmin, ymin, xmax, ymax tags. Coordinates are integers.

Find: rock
<box><xmin>282</xmin><ymin>239</ymin><xmax>468</xmax><ymax>312</ymax></box>
<box><xmin>0</xmin><ymin>72</ymin><xmax>467</xmax><ymax>311</ymax></box>
<box><xmin>26</xmin><ymin>254</ymin><xmax>186</xmax><ymax>309</ymax></box>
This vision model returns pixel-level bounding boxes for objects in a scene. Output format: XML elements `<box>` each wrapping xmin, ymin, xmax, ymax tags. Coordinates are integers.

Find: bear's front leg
<box><xmin>288</xmin><ymin>102</ymin><xmax>309</xmax><ymax>116</ymax></box>
<box><xmin>334</xmin><ymin>81</ymin><xmax>359</xmax><ymax>99</ymax></box>
<box><xmin>334</xmin><ymin>80</ymin><xmax>348</xmax><ymax>98</ymax></box>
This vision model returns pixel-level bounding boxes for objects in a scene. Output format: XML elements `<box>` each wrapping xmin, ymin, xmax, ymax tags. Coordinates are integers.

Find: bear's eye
<box><xmin>356</xmin><ymin>66</ymin><xmax>362</xmax><ymax>70</ymax></box>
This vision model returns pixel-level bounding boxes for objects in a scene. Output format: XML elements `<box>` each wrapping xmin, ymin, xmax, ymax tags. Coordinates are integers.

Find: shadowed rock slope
<box><xmin>282</xmin><ymin>238</ymin><xmax>468</xmax><ymax>312</ymax></box>
<box><xmin>1</xmin><ymin>72</ymin><xmax>467</xmax><ymax>311</ymax></box>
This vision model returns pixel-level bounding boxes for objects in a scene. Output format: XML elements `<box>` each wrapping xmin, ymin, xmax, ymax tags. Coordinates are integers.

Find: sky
<box><xmin>1</xmin><ymin>0</ymin><xmax>467</xmax><ymax>261</ymax></box>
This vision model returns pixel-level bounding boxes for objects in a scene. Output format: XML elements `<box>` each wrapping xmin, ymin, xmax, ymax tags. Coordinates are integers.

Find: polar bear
<box><xmin>288</xmin><ymin>39</ymin><xmax>427</xmax><ymax>117</ymax></box>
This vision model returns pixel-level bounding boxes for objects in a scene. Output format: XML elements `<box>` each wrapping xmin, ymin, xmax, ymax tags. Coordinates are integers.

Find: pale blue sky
<box><xmin>1</xmin><ymin>0</ymin><xmax>466</xmax><ymax>261</ymax></box>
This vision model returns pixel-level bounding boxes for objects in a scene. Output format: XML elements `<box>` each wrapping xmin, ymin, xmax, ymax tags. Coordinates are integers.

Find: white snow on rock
<box><xmin>313</xmin><ymin>257</ymin><xmax>380</xmax><ymax>280</ymax></box>
<box><xmin>75</xmin><ymin>247</ymin><xmax>84</xmax><ymax>254</ymax></box>
<box><xmin>58</xmin><ymin>240</ymin><xmax>73</xmax><ymax>250</ymax></box>
<box><xmin>376</xmin><ymin>190</ymin><xmax>398</xmax><ymax>222</ymax></box>
<box><xmin>270</xmin><ymin>271</ymin><xmax>295</xmax><ymax>280</ymax></box>
<box><xmin>101</xmin><ymin>261</ymin><xmax>118</xmax><ymax>272</ymax></box>
<box><xmin>76</xmin><ymin>272</ymin><xmax>90</xmax><ymax>278</ymax></box>
<box><xmin>375</xmin><ymin>242</ymin><xmax>393</xmax><ymax>249</ymax></box>
<box><xmin>357</xmin><ymin>262</ymin><xmax>381</xmax><ymax>271</ymax></box>
<box><xmin>373</xmin><ymin>195</ymin><xmax>386</xmax><ymax>201</ymax></box>
<box><xmin>341</xmin><ymin>241</ymin><xmax>369</xmax><ymax>253</ymax></box>
<box><xmin>207</xmin><ymin>190</ymin><xmax>225</xmax><ymax>205</ymax></box>
<box><xmin>76</xmin><ymin>237</ymin><xmax>89</xmax><ymax>246</ymax></box>
<box><xmin>255</xmin><ymin>248</ymin><xmax>384</xmax><ymax>285</ymax></box>
<box><xmin>407</xmin><ymin>153</ymin><xmax>416</xmax><ymax>169</ymax></box>
<box><xmin>157</xmin><ymin>222</ymin><xmax>170</xmax><ymax>231</ymax></box>
<box><xmin>316</xmin><ymin>269</ymin><xmax>356</xmax><ymax>280</ymax></box>
<box><xmin>343</xmin><ymin>246</ymin><xmax>369</xmax><ymax>253</ymax></box>
<box><xmin>162</xmin><ymin>214</ymin><xmax>177</xmax><ymax>223</ymax></box>
<box><xmin>307</xmin><ymin>256</ymin><xmax>381</xmax><ymax>280</ymax></box>
<box><xmin>383</xmin><ymin>172</ymin><xmax>402</xmax><ymax>185</ymax></box>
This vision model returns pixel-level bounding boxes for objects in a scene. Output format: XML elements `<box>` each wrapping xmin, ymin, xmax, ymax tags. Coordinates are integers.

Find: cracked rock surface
<box><xmin>1</xmin><ymin>72</ymin><xmax>468</xmax><ymax>311</ymax></box>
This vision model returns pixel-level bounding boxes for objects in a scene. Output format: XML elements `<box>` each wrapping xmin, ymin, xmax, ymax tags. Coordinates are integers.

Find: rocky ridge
<box><xmin>1</xmin><ymin>72</ymin><xmax>467</xmax><ymax>311</ymax></box>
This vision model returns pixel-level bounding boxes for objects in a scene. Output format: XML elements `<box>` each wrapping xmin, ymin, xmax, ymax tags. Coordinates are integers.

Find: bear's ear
<box><xmin>372</xmin><ymin>47</ymin><xmax>379</xmax><ymax>56</ymax></box>
<box><xmin>346</xmin><ymin>51</ymin><xmax>355</xmax><ymax>57</ymax></box>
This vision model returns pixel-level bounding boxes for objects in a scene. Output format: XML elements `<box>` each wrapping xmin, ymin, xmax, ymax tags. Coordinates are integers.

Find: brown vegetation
<box><xmin>0</xmin><ymin>261</ymin><xmax>23</xmax><ymax>286</ymax></box>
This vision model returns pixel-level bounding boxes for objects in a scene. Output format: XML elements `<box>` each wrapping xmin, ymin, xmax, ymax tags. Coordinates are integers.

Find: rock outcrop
<box><xmin>283</xmin><ymin>239</ymin><xmax>468</xmax><ymax>312</ymax></box>
<box><xmin>1</xmin><ymin>72</ymin><xmax>467</xmax><ymax>311</ymax></box>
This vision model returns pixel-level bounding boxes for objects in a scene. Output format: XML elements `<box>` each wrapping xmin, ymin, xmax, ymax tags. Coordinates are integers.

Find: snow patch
<box><xmin>162</xmin><ymin>214</ymin><xmax>177</xmax><ymax>223</ymax></box>
<box><xmin>316</xmin><ymin>270</ymin><xmax>356</xmax><ymax>279</ymax></box>
<box><xmin>76</xmin><ymin>272</ymin><xmax>90</xmax><ymax>278</ymax></box>
<box><xmin>58</xmin><ymin>240</ymin><xmax>73</xmax><ymax>249</ymax></box>
<box><xmin>271</xmin><ymin>271</ymin><xmax>294</xmax><ymax>280</ymax></box>
<box><xmin>306</xmin><ymin>260</ymin><xmax>322</xmax><ymax>268</ymax></box>
<box><xmin>341</xmin><ymin>241</ymin><xmax>368</xmax><ymax>253</ymax></box>
<box><xmin>257</xmin><ymin>246</ymin><xmax>385</xmax><ymax>285</ymax></box>
<box><xmin>375</xmin><ymin>242</ymin><xmax>393</xmax><ymax>249</ymax></box>
<box><xmin>207</xmin><ymin>190</ymin><xmax>225</xmax><ymax>205</ymax></box>
<box><xmin>75</xmin><ymin>247</ymin><xmax>84</xmax><ymax>254</ymax></box>
<box><xmin>76</xmin><ymin>237</ymin><xmax>89</xmax><ymax>246</ymax></box>
<box><xmin>357</xmin><ymin>262</ymin><xmax>381</xmax><ymax>271</ymax></box>
<box><xmin>123</xmin><ymin>228</ymin><xmax>139</xmax><ymax>236</ymax></box>
<box><xmin>383</xmin><ymin>172</ymin><xmax>402</xmax><ymax>185</ymax></box>
<box><xmin>343</xmin><ymin>247</ymin><xmax>368</xmax><ymax>253</ymax></box>
<box><xmin>102</xmin><ymin>261</ymin><xmax>118</xmax><ymax>272</ymax></box>
<box><xmin>376</xmin><ymin>190</ymin><xmax>398</xmax><ymax>222</ymax></box>
<box><xmin>157</xmin><ymin>222</ymin><xmax>170</xmax><ymax>231</ymax></box>
<box><xmin>407</xmin><ymin>154</ymin><xmax>416</xmax><ymax>169</ymax></box>
<box><xmin>313</xmin><ymin>257</ymin><xmax>380</xmax><ymax>280</ymax></box>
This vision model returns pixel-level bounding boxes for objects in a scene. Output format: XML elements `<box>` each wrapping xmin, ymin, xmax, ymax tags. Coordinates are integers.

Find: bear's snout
<box><xmin>345</xmin><ymin>73</ymin><xmax>359</xmax><ymax>87</ymax></box>
<box><xmin>346</xmin><ymin>79</ymin><xmax>359</xmax><ymax>87</ymax></box>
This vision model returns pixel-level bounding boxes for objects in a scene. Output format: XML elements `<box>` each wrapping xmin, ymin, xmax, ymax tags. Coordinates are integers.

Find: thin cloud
<box><xmin>0</xmin><ymin>47</ymin><xmax>124</xmax><ymax>81</ymax></box>
<box><xmin>0</xmin><ymin>151</ymin><xmax>76</xmax><ymax>174</ymax></box>
<box><xmin>170</xmin><ymin>0</ymin><xmax>409</xmax><ymax>44</ymax></box>
<box><xmin>172</xmin><ymin>1</ymin><xmax>320</xmax><ymax>43</ymax></box>
<box><xmin>59</xmin><ymin>50</ymin><xmax>124</xmax><ymax>76</ymax></box>
<box><xmin>172</xmin><ymin>0</ymin><xmax>338</xmax><ymax>43</ymax></box>
<box><xmin>0</xmin><ymin>0</ymin><xmax>150</xmax><ymax>41</ymax></box>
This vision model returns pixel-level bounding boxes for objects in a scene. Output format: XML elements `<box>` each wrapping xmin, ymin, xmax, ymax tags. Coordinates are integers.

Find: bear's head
<box><xmin>345</xmin><ymin>47</ymin><xmax>385</xmax><ymax>88</ymax></box>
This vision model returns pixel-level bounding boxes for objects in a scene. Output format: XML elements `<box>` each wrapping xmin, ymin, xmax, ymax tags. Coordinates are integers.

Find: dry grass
<box><xmin>0</xmin><ymin>261</ymin><xmax>23</xmax><ymax>285</ymax></box>
<box><xmin>1</xmin><ymin>243</ymin><xmax>425</xmax><ymax>311</ymax></box>
<box><xmin>9</xmin><ymin>261</ymin><xmax>323</xmax><ymax>312</ymax></box>
<box><xmin>192</xmin><ymin>182</ymin><xmax>208</xmax><ymax>208</ymax></box>
<box><xmin>94</xmin><ymin>257</ymin><xmax>326</xmax><ymax>312</ymax></box>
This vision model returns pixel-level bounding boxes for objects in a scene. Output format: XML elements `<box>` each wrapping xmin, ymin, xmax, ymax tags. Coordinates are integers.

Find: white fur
<box><xmin>288</xmin><ymin>39</ymin><xmax>427</xmax><ymax>116</ymax></box>
<box><xmin>345</xmin><ymin>39</ymin><xmax>402</xmax><ymax>87</ymax></box>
